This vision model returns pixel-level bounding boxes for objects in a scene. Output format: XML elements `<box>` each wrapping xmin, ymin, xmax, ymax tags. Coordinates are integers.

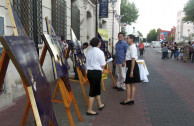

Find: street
<box><xmin>0</xmin><ymin>47</ymin><xmax>194</xmax><ymax>126</ymax></box>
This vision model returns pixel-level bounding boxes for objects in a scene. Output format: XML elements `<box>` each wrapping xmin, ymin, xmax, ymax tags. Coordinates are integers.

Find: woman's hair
<box><xmin>90</xmin><ymin>37</ymin><xmax>101</xmax><ymax>47</ymax></box>
<box><xmin>128</xmin><ymin>34</ymin><xmax>135</xmax><ymax>42</ymax></box>
<box><xmin>61</xmin><ymin>36</ymin><xmax>65</xmax><ymax>41</ymax></box>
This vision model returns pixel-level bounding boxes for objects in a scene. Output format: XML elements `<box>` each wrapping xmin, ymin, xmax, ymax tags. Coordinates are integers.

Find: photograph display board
<box><xmin>0</xmin><ymin>36</ymin><xmax>58</xmax><ymax>126</ymax></box>
<box><xmin>42</xmin><ymin>34</ymin><xmax>70</xmax><ymax>89</ymax></box>
<box><xmin>68</xmin><ymin>29</ymin><xmax>86</xmax><ymax>76</ymax></box>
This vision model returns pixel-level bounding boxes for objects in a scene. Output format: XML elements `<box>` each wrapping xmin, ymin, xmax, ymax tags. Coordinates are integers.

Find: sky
<box><xmin>126</xmin><ymin>0</ymin><xmax>189</xmax><ymax>37</ymax></box>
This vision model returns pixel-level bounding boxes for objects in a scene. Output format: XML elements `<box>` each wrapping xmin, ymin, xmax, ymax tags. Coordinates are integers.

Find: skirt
<box><xmin>125</xmin><ymin>60</ymin><xmax>141</xmax><ymax>84</ymax></box>
<box><xmin>87</xmin><ymin>70</ymin><xmax>102</xmax><ymax>97</ymax></box>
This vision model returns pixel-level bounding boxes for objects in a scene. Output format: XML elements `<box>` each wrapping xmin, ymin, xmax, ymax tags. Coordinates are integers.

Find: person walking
<box><xmin>120</xmin><ymin>34</ymin><xmax>141</xmax><ymax>105</ymax></box>
<box><xmin>189</xmin><ymin>41</ymin><xmax>194</xmax><ymax>60</ymax></box>
<box><xmin>183</xmin><ymin>43</ymin><xmax>190</xmax><ymax>62</ymax></box>
<box><xmin>86</xmin><ymin>37</ymin><xmax>106</xmax><ymax>115</ymax></box>
<box><xmin>161</xmin><ymin>43</ymin><xmax>168</xmax><ymax>59</ymax></box>
<box><xmin>113</xmin><ymin>32</ymin><xmax>129</xmax><ymax>91</ymax></box>
<box><xmin>139</xmin><ymin>41</ymin><xmax>144</xmax><ymax>57</ymax></box>
<box><xmin>170</xmin><ymin>42</ymin><xmax>178</xmax><ymax>60</ymax></box>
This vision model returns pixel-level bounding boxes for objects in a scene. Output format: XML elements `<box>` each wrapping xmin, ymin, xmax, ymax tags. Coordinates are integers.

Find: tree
<box><xmin>183</xmin><ymin>0</ymin><xmax>194</xmax><ymax>23</ymax></box>
<box><xmin>146</xmin><ymin>29</ymin><xmax>159</xmax><ymax>42</ymax></box>
<box><xmin>121</xmin><ymin>0</ymin><xmax>139</xmax><ymax>25</ymax></box>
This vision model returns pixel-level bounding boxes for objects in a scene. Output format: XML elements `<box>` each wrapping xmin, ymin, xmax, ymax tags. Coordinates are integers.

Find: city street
<box><xmin>0</xmin><ymin>47</ymin><xmax>194</xmax><ymax>126</ymax></box>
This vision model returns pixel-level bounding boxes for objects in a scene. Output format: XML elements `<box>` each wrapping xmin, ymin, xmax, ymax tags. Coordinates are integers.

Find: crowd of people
<box><xmin>161</xmin><ymin>41</ymin><xmax>194</xmax><ymax>63</ymax></box>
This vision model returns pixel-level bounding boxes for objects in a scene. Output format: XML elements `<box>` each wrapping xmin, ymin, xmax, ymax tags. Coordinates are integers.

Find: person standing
<box><xmin>138</xmin><ymin>41</ymin><xmax>144</xmax><ymax>57</ymax></box>
<box><xmin>86</xmin><ymin>37</ymin><xmax>106</xmax><ymax>115</ymax></box>
<box><xmin>120</xmin><ymin>34</ymin><xmax>141</xmax><ymax>105</ymax></box>
<box><xmin>170</xmin><ymin>42</ymin><xmax>178</xmax><ymax>60</ymax></box>
<box><xmin>183</xmin><ymin>43</ymin><xmax>190</xmax><ymax>62</ymax></box>
<box><xmin>188</xmin><ymin>41</ymin><xmax>194</xmax><ymax>60</ymax></box>
<box><xmin>113</xmin><ymin>32</ymin><xmax>129</xmax><ymax>91</ymax></box>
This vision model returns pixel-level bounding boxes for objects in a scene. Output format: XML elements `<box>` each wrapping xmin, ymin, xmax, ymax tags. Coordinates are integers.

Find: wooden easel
<box><xmin>22</xmin><ymin>16</ymin><xmax>82</xmax><ymax>126</ymax></box>
<box><xmin>0</xmin><ymin>0</ymin><xmax>56</xmax><ymax>126</ymax></box>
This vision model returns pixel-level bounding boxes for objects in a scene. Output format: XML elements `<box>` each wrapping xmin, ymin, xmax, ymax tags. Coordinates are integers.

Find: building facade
<box><xmin>175</xmin><ymin>10</ymin><xmax>194</xmax><ymax>42</ymax></box>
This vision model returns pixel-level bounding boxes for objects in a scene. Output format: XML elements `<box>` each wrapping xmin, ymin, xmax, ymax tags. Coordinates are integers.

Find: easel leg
<box><xmin>65</xmin><ymin>108</ymin><xmax>74</xmax><ymax>126</ymax></box>
<box><xmin>21</xmin><ymin>101</ymin><xmax>31</xmax><ymax>126</ymax></box>
<box><xmin>72</xmin><ymin>93</ymin><xmax>83</xmax><ymax>122</ymax></box>
<box><xmin>108</xmin><ymin>64</ymin><xmax>116</xmax><ymax>87</ymax></box>
<box><xmin>77</xmin><ymin>68</ymin><xmax>88</xmax><ymax>106</ymax></box>
<box><xmin>101</xmin><ymin>78</ymin><xmax>106</xmax><ymax>92</ymax></box>
<box><xmin>52</xmin><ymin>83</ymin><xmax>59</xmax><ymax>98</ymax></box>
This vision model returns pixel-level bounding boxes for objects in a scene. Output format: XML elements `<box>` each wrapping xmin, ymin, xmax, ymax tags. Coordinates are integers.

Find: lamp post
<box><xmin>110</xmin><ymin>0</ymin><xmax>117</xmax><ymax>57</ymax></box>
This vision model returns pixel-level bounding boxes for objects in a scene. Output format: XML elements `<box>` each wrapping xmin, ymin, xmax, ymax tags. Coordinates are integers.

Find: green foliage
<box><xmin>167</xmin><ymin>36</ymin><xmax>172</xmax><ymax>42</ymax></box>
<box><xmin>146</xmin><ymin>29</ymin><xmax>159</xmax><ymax>42</ymax></box>
<box><xmin>121</xmin><ymin>0</ymin><xmax>139</xmax><ymax>25</ymax></box>
<box><xmin>183</xmin><ymin>0</ymin><xmax>194</xmax><ymax>23</ymax></box>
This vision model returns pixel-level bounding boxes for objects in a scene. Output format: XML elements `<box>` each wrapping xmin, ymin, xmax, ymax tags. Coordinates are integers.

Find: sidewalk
<box><xmin>1</xmin><ymin>48</ymin><xmax>194</xmax><ymax>126</ymax></box>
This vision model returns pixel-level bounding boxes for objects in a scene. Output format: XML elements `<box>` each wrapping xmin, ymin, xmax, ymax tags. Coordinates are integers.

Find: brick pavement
<box><xmin>0</xmin><ymin>48</ymin><xmax>194</xmax><ymax>126</ymax></box>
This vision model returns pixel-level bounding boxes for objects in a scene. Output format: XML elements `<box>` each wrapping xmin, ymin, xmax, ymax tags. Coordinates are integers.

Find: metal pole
<box><xmin>96</xmin><ymin>0</ymin><xmax>98</xmax><ymax>37</ymax></box>
<box><xmin>112</xmin><ymin>10</ymin><xmax>114</xmax><ymax>56</ymax></box>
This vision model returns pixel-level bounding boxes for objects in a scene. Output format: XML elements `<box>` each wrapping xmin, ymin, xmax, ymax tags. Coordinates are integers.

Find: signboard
<box><xmin>42</xmin><ymin>34</ymin><xmax>70</xmax><ymax>90</ymax></box>
<box><xmin>160</xmin><ymin>32</ymin><xmax>168</xmax><ymax>41</ymax></box>
<box><xmin>98</xmin><ymin>28</ymin><xmax>111</xmax><ymax>60</ymax></box>
<box><xmin>68</xmin><ymin>29</ymin><xmax>86</xmax><ymax>76</ymax></box>
<box><xmin>0</xmin><ymin>36</ymin><xmax>58</xmax><ymax>126</ymax></box>
<box><xmin>99</xmin><ymin>0</ymin><xmax>109</xmax><ymax>18</ymax></box>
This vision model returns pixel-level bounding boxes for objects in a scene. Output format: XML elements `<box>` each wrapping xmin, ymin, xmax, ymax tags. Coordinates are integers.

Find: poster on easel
<box><xmin>0</xmin><ymin>1</ymin><xmax>59</xmax><ymax>125</ymax></box>
<box><xmin>0</xmin><ymin>35</ymin><xmax>58</xmax><ymax>126</ymax></box>
<box><xmin>67</xmin><ymin>29</ymin><xmax>86</xmax><ymax>76</ymax></box>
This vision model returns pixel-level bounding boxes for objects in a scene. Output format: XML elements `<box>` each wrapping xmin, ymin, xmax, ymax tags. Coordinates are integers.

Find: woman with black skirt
<box><xmin>120</xmin><ymin>34</ymin><xmax>141</xmax><ymax>105</ymax></box>
<box><xmin>86</xmin><ymin>37</ymin><xmax>106</xmax><ymax>115</ymax></box>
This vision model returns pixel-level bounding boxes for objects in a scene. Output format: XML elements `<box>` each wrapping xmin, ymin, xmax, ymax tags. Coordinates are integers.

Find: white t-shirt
<box><xmin>125</xmin><ymin>44</ymin><xmax>138</xmax><ymax>60</ymax></box>
<box><xmin>86</xmin><ymin>47</ymin><xmax>106</xmax><ymax>71</ymax></box>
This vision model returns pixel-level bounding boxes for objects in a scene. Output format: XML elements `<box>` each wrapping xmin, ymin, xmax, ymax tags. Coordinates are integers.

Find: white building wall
<box><xmin>175</xmin><ymin>10</ymin><xmax>194</xmax><ymax>42</ymax></box>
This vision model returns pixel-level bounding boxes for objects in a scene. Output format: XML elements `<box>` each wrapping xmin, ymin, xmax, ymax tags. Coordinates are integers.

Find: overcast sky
<box><xmin>127</xmin><ymin>0</ymin><xmax>189</xmax><ymax>37</ymax></box>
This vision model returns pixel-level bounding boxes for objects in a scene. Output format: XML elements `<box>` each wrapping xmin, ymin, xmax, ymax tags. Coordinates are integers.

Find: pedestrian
<box><xmin>120</xmin><ymin>34</ymin><xmax>141</xmax><ymax>105</ymax></box>
<box><xmin>82</xmin><ymin>42</ymin><xmax>89</xmax><ymax>56</ymax></box>
<box><xmin>192</xmin><ymin>42</ymin><xmax>194</xmax><ymax>63</ymax></box>
<box><xmin>86</xmin><ymin>37</ymin><xmax>106</xmax><ymax>115</ymax></box>
<box><xmin>61</xmin><ymin>36</ymin><xmax>68</xmax><ymax>54</ymax></box>
<box><xmin>179</xmin><ymin>47</ymin><xmax>184</xmax><ymax>60</ymax></box>
<box><xmin>183</xmin><ymin>43</ymin><xmax>190</xmax><ymax>62</ymax></box>
<box><xmin>188</xmin><ymin>41</ymin><xmax>194</xmax><ymax>60</ymax></box>
<box><xmin>170</xmin><ymin>42</ymin><xmax>178</xmax><ymax>60</ymax></box>
<box><xmin>139</xmin><ymin>41</ymin><xmax>144</xmax><ymax>57</ymax></box>
<box><xmin>161</xmin><ymin>43</ymin><xmax>168</xmax><ymax>59</ymax></box>
<box><xmin>113</xmin><ymin>32</ymin><xmax>129</xmax><ymax>91</ymax></box>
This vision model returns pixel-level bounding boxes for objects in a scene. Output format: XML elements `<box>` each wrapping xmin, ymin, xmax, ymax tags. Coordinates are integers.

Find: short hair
<box><xmin>118</xmin><ymin>32</ymin><xmax>124</xmax><ymax>36</ymax></box>
<box><xmin>61</xmin><ymin>36</ymin><xmax>65</xmax><ymax>41</ymax></box>
<box><xmin>90</xmin><ymin>37</ymin><xmax>101</xmax><ymax>47</ymax></box>
<box><xmin>188</xmin><ymin>41</ymin><xmax>191</xmax><ymax>44</ymax></box>
<box><xmin>128</xmin><ymin>34</ymin><xmax>135</xmax><ymax>41</ymax></box>
<box><xmin>83</xmin><ymin>42</ymin><xmax>89</xmax><ymax>47</ymax></box>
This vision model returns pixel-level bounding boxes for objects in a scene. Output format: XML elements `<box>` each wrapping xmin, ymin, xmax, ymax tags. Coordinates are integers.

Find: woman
<box><xmin>120</xmin><ymin>34</ymin><xmax>141</xmax><ymax>105</ymax></box>
<box><xmin>86</xmin><ymin>37</ymin><xmax>106</xmax><ymax>115</ymax></box>
<box><xmin>138</xmin><ymin>41</ymin><xmax>144</xmax><ymax>57</ymax></box>
<box><xmin>183</xmin><ymin>43</ymin><xmax>190</xmax><ymax>62</ymax></box>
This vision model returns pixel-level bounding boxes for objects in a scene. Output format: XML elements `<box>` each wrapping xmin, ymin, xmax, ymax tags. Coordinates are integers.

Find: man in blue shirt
<box><xmin>113</xmin><ymin>32</ymin><xmax>129</xmax><ymax>91</ymax></box>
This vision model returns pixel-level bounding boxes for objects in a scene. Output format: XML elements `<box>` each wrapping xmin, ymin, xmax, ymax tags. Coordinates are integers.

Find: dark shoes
<box><xmin>99</xmin><ymin>104</ymin><xmax>105</xmax><ymax>110</ymax></box>
<box><xmin>86</xmin><ymin>112</ymin><xmax>99</xmax><ymax>115</ymax></box>
<box><xmin>120</xmin><ymin>100</ymin><xmax>134</xmax><ymax>105</ymax></box>
<box><xmin>117</xmin><ymin>88</ymin><xmax>125</xmax><ymax>91</ymax></box>
<box><xmin>113</xmin><ymin>86</ymin><xmax>119</xmax><ymax>89</ymax></box>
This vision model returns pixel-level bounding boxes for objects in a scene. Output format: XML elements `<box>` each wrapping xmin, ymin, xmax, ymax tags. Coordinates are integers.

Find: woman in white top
<box><xmin>86</xmin><ymin>37</ymin><xmax>106</xmax><ymax>115</ymax></box>
<box><xmin>120</xmin><ymin>34</ymin><xmax>141</xmax><ymax>105</ymax></box>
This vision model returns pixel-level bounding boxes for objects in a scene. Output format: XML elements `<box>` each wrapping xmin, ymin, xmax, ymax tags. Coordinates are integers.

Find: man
<box><xmin>113</xmin><ymin>32</ymin><xmax>129</xmax><ymax>91</ymax></box>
